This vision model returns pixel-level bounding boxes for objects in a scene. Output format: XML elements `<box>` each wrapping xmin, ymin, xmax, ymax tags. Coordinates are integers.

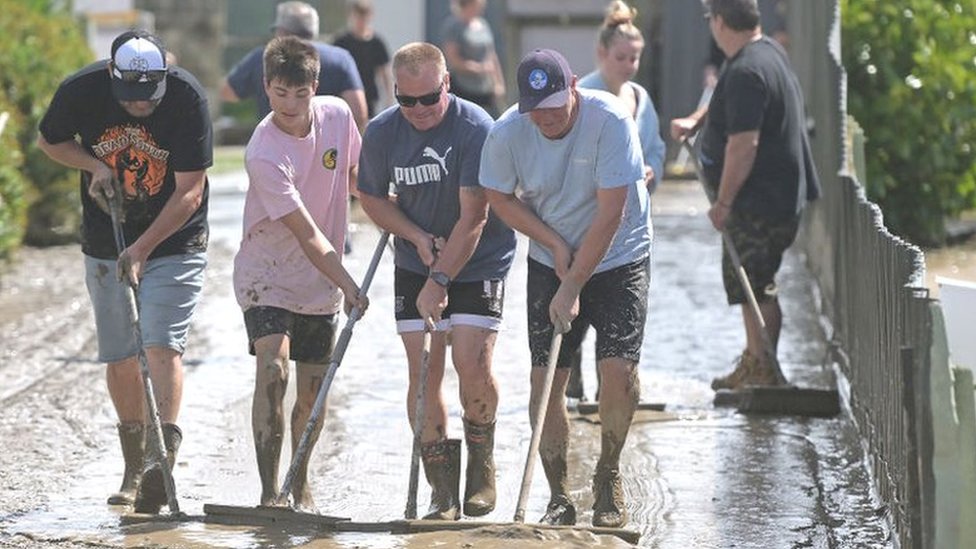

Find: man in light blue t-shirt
<box><xmin>357</xmin><ymin>42</ymin><xmax>515</xmax><ymax>521</ymax></box>
<box><xmin>480</xmin><ymin>48</ymin><xmax>651</xmax><ymax>529</ymax></box>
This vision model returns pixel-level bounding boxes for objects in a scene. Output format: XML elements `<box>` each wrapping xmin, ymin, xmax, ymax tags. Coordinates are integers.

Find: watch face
<box><xmin>430</xmin><ymin>271</ymin><xmax>450</xmax><ymax>287</ymax></box>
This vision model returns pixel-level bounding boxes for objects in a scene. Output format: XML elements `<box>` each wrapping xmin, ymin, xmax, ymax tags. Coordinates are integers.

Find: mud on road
<box><xmin>0</xmin><ymin>178</ymin><xmax>902</xmax><ymax>548</ymax></box>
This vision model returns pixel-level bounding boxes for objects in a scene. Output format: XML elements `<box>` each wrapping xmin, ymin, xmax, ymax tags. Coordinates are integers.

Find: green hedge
<box><xmin>842</xmin><ymin>0</ymin><xmax>976</xmax><ymax>246</ymax></box>
<box><xmin>0</xmin><ymin>0</ymin><xmax>92</xmax><ymax>250</ymax></box>
<box><xmin>0</xmin><ymin>94</ymin><xmax>27</xmax><ymax>258</ymax></box>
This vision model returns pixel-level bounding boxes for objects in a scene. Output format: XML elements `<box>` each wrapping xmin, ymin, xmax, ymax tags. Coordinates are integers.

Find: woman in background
<box><xmin>579</xmin><ymin>0</ymin><xmax>665</xmax><ymax>194</ymax></box>
<box><xmin>440</xmin><ymin>0</ymin><xmax>505</xmax><ymax>118</ymax></box>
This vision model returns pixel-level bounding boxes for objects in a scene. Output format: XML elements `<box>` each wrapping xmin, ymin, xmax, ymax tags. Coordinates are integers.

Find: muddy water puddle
<box><xmin>2</xmin><ymin>177</ymin><xmax>890</xmax><ymax>547</ymax></box>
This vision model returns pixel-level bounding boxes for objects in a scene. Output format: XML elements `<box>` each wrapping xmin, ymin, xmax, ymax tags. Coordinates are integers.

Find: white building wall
<box><xmin>372</xmin><ymin>0</ymin><xmax>426</xmax><ymax>55</ymax></box>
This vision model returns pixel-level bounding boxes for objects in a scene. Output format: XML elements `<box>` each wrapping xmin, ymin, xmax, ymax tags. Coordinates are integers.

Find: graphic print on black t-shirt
<box><xmin>92</xmin><ymin>124</ymin><xmax>170</xmax><ymax>203</ymax></box>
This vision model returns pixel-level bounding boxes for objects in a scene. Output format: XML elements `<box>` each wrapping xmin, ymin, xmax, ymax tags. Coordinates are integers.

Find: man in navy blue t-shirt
<box><xmin>220</xmin><ymin>1</ymin><xmax>368</xmax><ymax>131</ymax></box>
<box><xmin>357</xmin><ymin>42</ymin><xmax>515</xmax><ymax>521</ymax></box>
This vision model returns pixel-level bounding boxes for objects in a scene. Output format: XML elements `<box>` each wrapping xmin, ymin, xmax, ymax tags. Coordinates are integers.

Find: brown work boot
<box><xmin>421</xmin><ymin>438</ymin><xmax>461</xmax><ymax>520</ymax></box>
<box><xmin>133</xmin><ymin>423</ymin><xmax>182</xmax><ymax>514</ymax></box>
<box><xmin>592</xmin><ymin>466</ymin><xmax>626</xmax><ymax>528</ymax></box>
<box><xmin>741</xmin><ymin>354</ymin><xmax>789</xmax><ymax>387</ymax></box>
<box><xmin>107</xmin><ymin>422</ymin><xmax>145</xmax><ymax>505</ymax></box>
<box><xmin>462</xmin><ymin>419</ymin><xmax>496</xmax><ymax>517</ymax></box>
<box><xmin>710</xmin><ymin>351</ymin><xmax>756</xmax><ymax>391</ymax></box>
<box><xmin>540</xmin><ymin>494</ymin><xmax>577</xmax><ymax>525</ymax></box>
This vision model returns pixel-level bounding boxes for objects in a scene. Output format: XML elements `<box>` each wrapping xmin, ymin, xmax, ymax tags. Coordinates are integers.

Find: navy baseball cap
<box><xmin>517</xmin><ymin>49</ymin><xmax>573</xmax><ymax>113</ymax></box>
<box><xmin>110</xmin><ymin>30</ymin><xmax>168</xmax><ymax>102</ymax></box>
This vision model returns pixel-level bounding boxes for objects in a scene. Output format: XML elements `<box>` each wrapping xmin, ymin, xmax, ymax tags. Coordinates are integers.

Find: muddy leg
<box><xmin>452</xmin><ymin>326</ymin><xmax>499</xmax><ymax>516</ymax></box>
<box><xmin>402</xmin><ymin>331</ymin><xmax>448</xmax><ymax>444</ymax></box>
<box><xmin>290</xmin><ymin>361</ymin><xmax>326</xmax><ymax>512</ymax></box>
<box><xmin>593</xmin><ymin>357</ymin><xmax>639</xmax><ymax>527</ymax></box>
<box><xmin>531</xmin><ymin>367</ymin><xmax>576</xmax><ymax>525</ymax></box>
<box><xmin>252</xmin><ymin>335</ymin><xmax>289</xmax><ymax>506</ymax></box>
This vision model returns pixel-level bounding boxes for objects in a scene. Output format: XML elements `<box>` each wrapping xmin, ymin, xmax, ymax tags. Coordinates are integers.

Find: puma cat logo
<box><xmin>422</xmin><ymin>146</ymin><xmax>452</xmax><ymax>176</ymax></box>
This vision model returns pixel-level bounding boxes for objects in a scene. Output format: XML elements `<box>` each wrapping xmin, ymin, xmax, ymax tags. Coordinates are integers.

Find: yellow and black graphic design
<box><xmin>92</xmin><ymin>125</ymin><xmax>170</xmax><ymax>201</ymax></box>
<box><xmin>322</xmin><ymin>148</ymin><xmax>338</xmax><ymax>170</ymax></box>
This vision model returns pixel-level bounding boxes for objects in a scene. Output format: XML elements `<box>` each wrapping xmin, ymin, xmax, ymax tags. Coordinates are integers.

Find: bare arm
<box><xmin>341</xmin><ymin>89</ymin><xmax>369</xmax><ymax>134</ymax></box>
<box><xmin>120</xmin><ymin>169</ymin><xmax>207</xmax><ymax>283</ymax></box>
<box><xmin>709</xmin><ymin>130</ymin><xmax>759</xmax><ymax>230</ymax></box>
<box><xmin>563</xmin><ymin>186</ymin><xmax>627</xmax><ymax>287</ymax></box>
<box><xmin>670</xmin><ymin>104</ymin><xmax>709</xmax><ymax>142</ymax></box>
<box><xmin>37</xmin><ymin>134</ymin><xmax>118</xmax><ymax>215</ymax></box>
<box><xmin>484</xmin><ymin>188</ymin><xmax>572</xmax><ymax>276</ymax></box>
<box><xmin>219</xmin><ymin>79</ymin><xmax>240</xmax><ymax>103</ymax></box>
<box><xmin>375</xmin><ymin>63</ymin><xmax>395</xmax><ymax>111</ymax></box>
<box><xmin>549</xmin><ymin>185</ymin><xmax>628</xmax><ymax>332</ymax></box>
<box><xmin>443</xmin><ymin>41</ymin><xmax>488</xmax><ymax>76</ymax></box>
<box><xmin>358</xmin><ymin>192</ymin><xmax>442</xmax><ymax>267</ymax></box>
<box><xmin>415</xmin><ymin>186</ymin><xmax>489</xmax><ymax>322</ymax></box>
<box><xmin>279</xmin><ymin>205</ymin><xmax>366</xmax><ymax>313</ymax></box>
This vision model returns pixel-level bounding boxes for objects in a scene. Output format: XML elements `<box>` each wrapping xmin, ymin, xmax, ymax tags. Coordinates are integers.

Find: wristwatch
<box><xmin>429</xmin><ymin>271</ymin><xmax>451</xmax><ymax>289</ymax></box>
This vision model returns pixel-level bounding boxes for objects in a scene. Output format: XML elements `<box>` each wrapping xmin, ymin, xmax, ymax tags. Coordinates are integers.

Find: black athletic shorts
<box><xmin>526</xmin><ymin>257</ymin><xmax>649</xmax><ymax>368</ymax></box>
<box><xmin>243</xmin><ymin>306</ymin><xmax>337</xmax><ymax>364</ymax></box>
<box><xmin>394</xmin><ymin>267</ymin><xmax>505</xmax><ymax>333</ymax></box>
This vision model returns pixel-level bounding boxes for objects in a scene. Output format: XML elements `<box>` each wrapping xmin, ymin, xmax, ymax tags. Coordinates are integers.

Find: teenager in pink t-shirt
<box><xmin>232</xmin><ymin>36</ymin><xmax>367</xmax><ymax>511</ymax></box>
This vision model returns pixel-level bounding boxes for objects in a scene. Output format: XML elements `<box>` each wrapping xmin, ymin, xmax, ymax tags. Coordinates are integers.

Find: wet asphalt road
<box><xmin>0</xmin><ymin>172</ymin><xmax>893</xmax><ymax>548</ymax></box>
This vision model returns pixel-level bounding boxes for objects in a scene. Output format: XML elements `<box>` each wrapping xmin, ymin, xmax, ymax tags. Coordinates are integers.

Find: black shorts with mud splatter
<box><xmin>243</xmin><ymin>306</ymin><xmax>337</xmax><ymax>364</ymax></box>
<box><xmin>526</xmin><ymin>257</ymin><xmax>649</xmax><ymax>368</ymax></box>
<box><xmin>722</xmin><ymin>211</ymin><xmax>800</xmax><ymax>305</ymax></box>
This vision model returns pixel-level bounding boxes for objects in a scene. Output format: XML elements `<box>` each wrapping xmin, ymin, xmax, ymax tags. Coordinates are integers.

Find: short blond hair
<box><xmin>392</xmin><ymin>42</ymin><xmax>447</xmax><ymax>80</ymax></box>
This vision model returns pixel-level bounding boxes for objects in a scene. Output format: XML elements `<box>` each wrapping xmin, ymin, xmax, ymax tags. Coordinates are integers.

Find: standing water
<box><xmin>1</xmin><ymin>172</ymin><xmax>891</xmax><ymax>547</ymax></box>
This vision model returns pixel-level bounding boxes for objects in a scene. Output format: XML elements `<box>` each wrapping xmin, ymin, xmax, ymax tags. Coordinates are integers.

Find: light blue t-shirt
<box><xmin>479</xmin><ymin>89</ymin><xmax>651</xmax><ymax>273</ymax></box>
<box><xmin>358</xmin><ymin>95</ymin><xmax>515</xmax><ymax>281</ymax></box>
<box><xmin>578</xmin><ymin>71</ymin><xmax>666</xmax><ymax>194</ymax></box>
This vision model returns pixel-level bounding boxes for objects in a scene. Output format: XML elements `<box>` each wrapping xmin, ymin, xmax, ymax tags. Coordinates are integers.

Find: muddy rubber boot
<box><xmin>710</xmin><ymin>350</ymin><xmax>755</xmax><ymax>391</ymax></box>
<box><xmin>592</xmin><ymin>466</ymin><xmax>626</xmax><ymax>527</ymax></box>
<box><xmin>462</xmin><ymin>419</ymin><xmax>496</xmax><ymax>517</ymax></box>
<box><xmin>538</xmin><ymin>454</ymin><xmax>575</xmax><ymax>525</ymax></box>
<box><xmin>420</xmin><ymin>438</ymin><xmax>461</xmax><ymax>520</ymax></box>
<box><xmin>741</xmin><ymin>355</ymin><xmax>790</xmax><ymax>387</ymax></box>
<box><xmin>133</xmin><ymin>423</ymin><xmax>182</xmax><ymax>514</ymax></box>
<box><xmin>107</xmin><ymin>422</ymin><xmax>145</xmax><ymax>505</ymax></box>
<box><xmin>540</xmin><ymin>494</ymin><xmax>577</xmax><ymax>525</ymax></box>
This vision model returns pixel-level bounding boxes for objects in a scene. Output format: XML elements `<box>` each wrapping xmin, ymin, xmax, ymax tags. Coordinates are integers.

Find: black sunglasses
<box><xmin>395</xmin><ymin>84</ymin><xmax>443</xmax><ymax>108</ymax></box>
<box><xmin>113</xmin><ymin>67</ymin><xmax>167</xmax><ymax>83</ymax></box>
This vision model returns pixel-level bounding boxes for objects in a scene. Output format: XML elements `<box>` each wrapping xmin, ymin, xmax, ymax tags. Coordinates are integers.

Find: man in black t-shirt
<box><xmin>38</xmin><ymin>30</ymin><xmax>212</xmax><ymax>514</ymax></box>
<box><xmin>334</xmin><ymin>0</ymin><xmax>393</xmax><ymax>118</ymax></box>
<box><xmin>671</xmin><ymin>0</ymin><xmax>820</xmax><ymax>390</ymax></box>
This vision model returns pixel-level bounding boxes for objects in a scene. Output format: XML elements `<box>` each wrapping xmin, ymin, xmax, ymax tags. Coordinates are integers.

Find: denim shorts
<box><xmin>85</xmin><ymin>252</ymin><xmax>207</xmax><ymax>363</ymax></box>
<box><xmin>526</xmin><ymin>256</ymin><xmax>649</xmax><ymax>368</ymax></box>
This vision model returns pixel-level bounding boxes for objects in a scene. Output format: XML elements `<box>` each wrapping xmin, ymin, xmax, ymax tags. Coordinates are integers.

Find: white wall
<box><xmin>73</xmin><ymin>0</ymin><xmax>132</xmax><ymax>14</ymax></box>
<box><xmin>371</xmin><ymin>0</ymin><xmax>426</xmax><ymax>55</ymax></box>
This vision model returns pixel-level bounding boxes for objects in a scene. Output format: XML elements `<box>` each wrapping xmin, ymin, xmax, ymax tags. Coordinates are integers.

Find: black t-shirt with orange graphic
<box><xmin>39</xmin><ymin>60</ymin><xmax>212</xmax><ymax>260</ymax></box>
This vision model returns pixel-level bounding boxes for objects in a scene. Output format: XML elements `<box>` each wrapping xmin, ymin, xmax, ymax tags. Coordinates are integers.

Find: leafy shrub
<box><xmin>842</xmin><ymin>0</ymin><xmax>976</xmax><ymax>246</ymax></box>
<box><xmin>0</xmin><ymin>93</ymin><xmax>27</xmax><ymax>258</ymax></box>
<box><xmin>0</xmin><ymin>0</ymin><xmax>92</xmax><ymax>246</ymax></box>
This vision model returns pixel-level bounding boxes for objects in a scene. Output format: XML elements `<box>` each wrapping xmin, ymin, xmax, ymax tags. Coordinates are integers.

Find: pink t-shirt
<box><xmin>233</xmin><ymin>96</ymin><xmax>361</xmax><ymax>315</ymax></box>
